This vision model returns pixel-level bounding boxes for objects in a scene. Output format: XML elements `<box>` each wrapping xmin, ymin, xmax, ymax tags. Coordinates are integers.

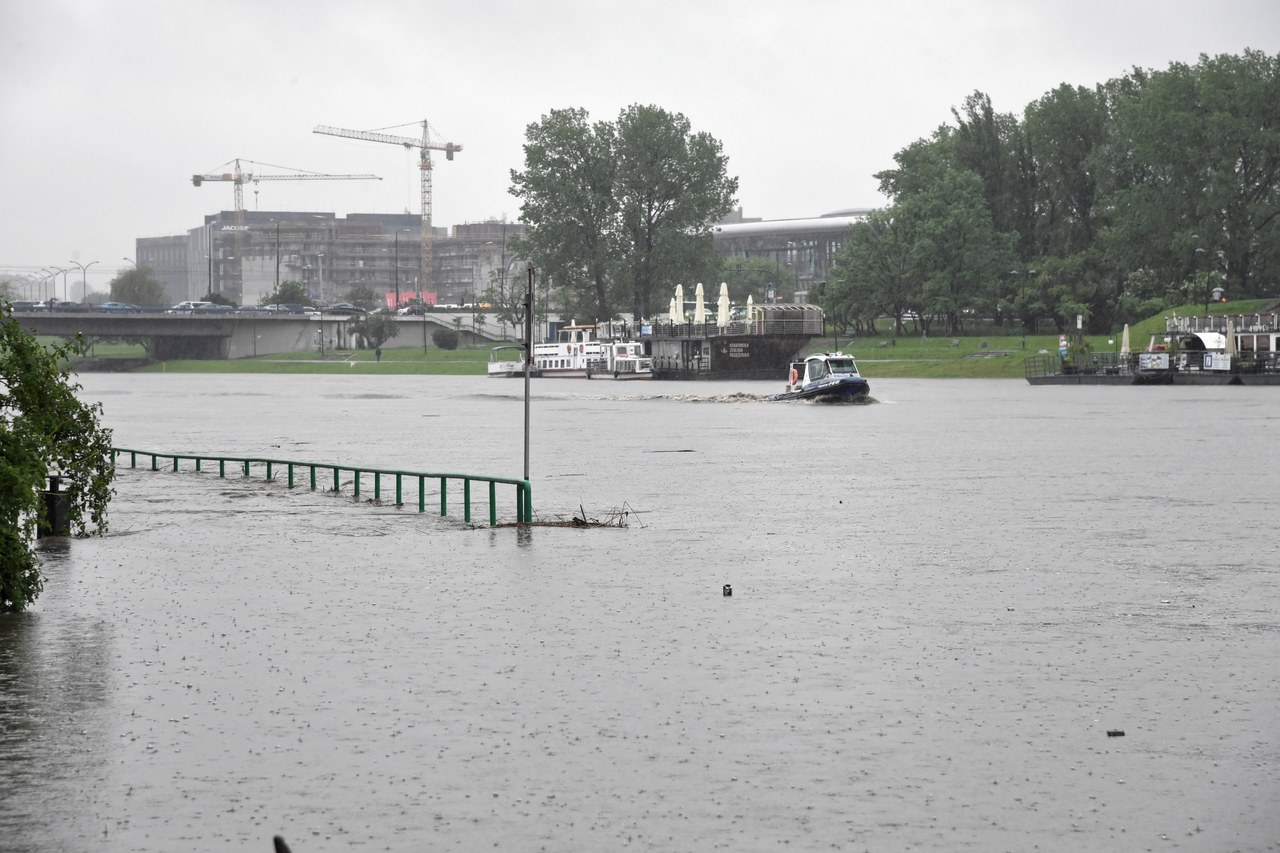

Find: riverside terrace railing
<box><xmin>111</xmin><ymin>448</ymin><xmax>532</xmax><ymax>525</ymax></box>
<box><xmin>1024</xmin><ymin>350</ymin><xmax>1280</xmax><ymax>379</ymax></box>
<box><xmin>646</xmin><ymin>316</ymin><xmax>824</xmax><ymax>339</ymax></box>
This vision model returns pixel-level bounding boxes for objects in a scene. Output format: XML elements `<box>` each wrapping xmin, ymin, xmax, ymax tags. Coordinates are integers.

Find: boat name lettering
<box><xmin>728</xmin><ymin>342</ymin><xmax>751</xmax><ymax>358</ymax></box>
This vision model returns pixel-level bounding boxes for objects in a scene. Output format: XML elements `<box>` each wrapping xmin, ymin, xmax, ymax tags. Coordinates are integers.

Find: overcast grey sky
<box><xmin>3</xmin><ymin>0</ymin><xmax>1276</xmax><ymax>293</ymax></box>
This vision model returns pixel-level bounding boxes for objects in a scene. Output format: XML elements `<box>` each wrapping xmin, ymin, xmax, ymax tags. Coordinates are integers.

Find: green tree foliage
<box><xmin>510</xmin><ymin>109</ymin><xmax>619</xmax><ymax>322</ymax></box>
<box><xmin>827</xmin><ymin>210</ymin><xmax>922</xmax><ymax>335</ymax></box>
<box><xmin>433</xmin><ymin>328</ymin><xmax>460</xmax><ymax>350</ymax></box>
<box><xmin>718</xmin><ymin>256</ymin><xmax>790</xmax><ymax>306</ymax></box>
<box><xmin>510</xmin><ymin>104</ymin><xmax>737</xmax><ymax>322</ymax></box>
<box><xmin>262</xmin><ymin>280</ymin><xmax>311</xmax><ymax>306</ymax></box>
<box><xmin>949</xmin><ymin>91</ymin><xmax>1030</xmax><ymax>252</ymax></box>
<box><xmin>110</xmin><ymin>268</ymin><xmax>169</xmax><ymax>307</ymax></box>
<box><xmin>350</xmin><ymin>315</ymin><xmax>398</xmax><ymax>350</ymax></box>
<box><xmin>346</xmin><ymin>284</ymin><xmax>378</xmax><ymax>310</ymax></box>
<box><xmin>849</xmin><ymin>50</ymin><xmax>1277</xmax><ymax>335</ymax></box>
<box><xmin>613</xmin><ymin>105</ymin><xmax>738</xmax><ymax>318</ymax></box>
<box><xmin>876</xmin><ymin>136</ymin><xmax>1013</xmax><ymax>334</ymax></box>
<box><xmin>1024</xmin><ymin>83</ymin><xmax>1107</xmax><ymax>257</ymax></box>
<box><xmin>484</xmin><ymin>264</ymin><xmax>530</xmax><ymax>339</ymax></box>
<box><xmin>1102</xmin><ymin>49</ymin><xmax>1280</xmax><ymax>299</ymax></box>
<box><xmin>1</xmin><ymin>307</ymin><xmax>114</xmax><ymax>612</ymax></box>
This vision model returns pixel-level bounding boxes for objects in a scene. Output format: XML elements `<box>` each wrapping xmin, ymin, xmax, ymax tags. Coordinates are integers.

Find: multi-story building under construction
<box><xmin>159</xmin><ymin>210</ymin><xmax>526</xmax><ymax>308</ymax></box>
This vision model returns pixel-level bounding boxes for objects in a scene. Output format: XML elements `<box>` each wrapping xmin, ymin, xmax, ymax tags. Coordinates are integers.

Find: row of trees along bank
<box><xmin>823</xmin><ymin>49</ymin><xmax>1280</xmax><ymax>337</ymax></box>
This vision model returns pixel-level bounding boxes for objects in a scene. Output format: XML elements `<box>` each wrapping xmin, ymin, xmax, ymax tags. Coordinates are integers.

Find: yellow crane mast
<box><xmin>313</xmin><ymin>120</ymin><xmax>462</xmax><ymax>300</ymax></box>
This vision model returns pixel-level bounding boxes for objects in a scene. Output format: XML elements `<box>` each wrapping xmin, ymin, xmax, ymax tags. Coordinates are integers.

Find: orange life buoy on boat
<box><xmin>789</xmin><ymin>367</ymin><xmax>799</xmax><ymax>385</ymax></box>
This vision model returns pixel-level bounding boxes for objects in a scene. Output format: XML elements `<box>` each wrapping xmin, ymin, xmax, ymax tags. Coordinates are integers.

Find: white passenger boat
<box><xmin>531</xmin><ymin>323</ymin><xmax>605</xmax><ymax>378</ymax></box>
<box><xmin>486</xmin><ymin>344</ymin><xmax>539</xmax><ymax>378</ymax></box>
<box><xmin>590</xmin><ymin>340</ymin><xmax>654</xmax><ymax>380</ymax></box>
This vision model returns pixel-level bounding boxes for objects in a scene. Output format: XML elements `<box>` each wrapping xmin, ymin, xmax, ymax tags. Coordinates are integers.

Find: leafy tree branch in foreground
<box><xmin>1</xmin><ymin>304</ymin><xmax>114</xmax><ymax>612</ymax></box>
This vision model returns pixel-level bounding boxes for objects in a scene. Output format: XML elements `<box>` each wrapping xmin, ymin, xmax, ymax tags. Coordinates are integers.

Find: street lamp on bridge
<box><xmin>70</xmin><ymin>260</ymin><xmax>99</xmax><ymax>303</ymax></box>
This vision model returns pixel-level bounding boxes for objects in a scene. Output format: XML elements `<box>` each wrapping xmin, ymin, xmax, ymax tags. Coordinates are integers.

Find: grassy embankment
<box><xmin>75</xmin><ymin>300</ymin><xmax>1274</xmax><ymax>379</ymax></box>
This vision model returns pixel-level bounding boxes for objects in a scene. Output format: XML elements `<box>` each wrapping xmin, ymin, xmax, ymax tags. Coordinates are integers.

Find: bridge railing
<box><xmin>111</xmin><ymin>447</ymin><xmax>532</xmax><ymax>525</ymax></box>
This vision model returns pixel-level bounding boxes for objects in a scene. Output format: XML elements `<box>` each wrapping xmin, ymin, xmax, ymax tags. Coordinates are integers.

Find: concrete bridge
<box><xmin>10</xmin><ymin>310</ymin><xmax>509</xmax><ymax>359</ymax></box>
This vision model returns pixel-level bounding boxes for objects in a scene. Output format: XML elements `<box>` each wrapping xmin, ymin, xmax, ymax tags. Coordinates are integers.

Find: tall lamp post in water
<box><xmin>72</xmin><ymin>261</ymin><xmax>99</xmax><ymax>302</ymax></box>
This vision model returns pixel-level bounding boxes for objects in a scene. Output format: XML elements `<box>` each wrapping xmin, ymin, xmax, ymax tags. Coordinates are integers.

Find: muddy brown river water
<box><xmin>1</xmin><ymin>374</ymin><xmax>1277</xmax><ymax>851</ymax></box>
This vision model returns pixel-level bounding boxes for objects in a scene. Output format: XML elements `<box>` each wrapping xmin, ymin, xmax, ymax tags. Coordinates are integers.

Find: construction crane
<box><xmin>191</xmin><ymin>158</ymin><xmax>381</xmax><ymax>232</ymax></box>
<box><xmin>313</xmin><ymin>120</ymin><xmax>462</xmax><ymax>300</ymax></box>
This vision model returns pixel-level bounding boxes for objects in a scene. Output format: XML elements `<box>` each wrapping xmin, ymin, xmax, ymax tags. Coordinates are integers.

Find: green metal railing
<box><xmin>111</xmin><ymin>447</ymin><xmax>532</xmax><ymax>525</ymax></box>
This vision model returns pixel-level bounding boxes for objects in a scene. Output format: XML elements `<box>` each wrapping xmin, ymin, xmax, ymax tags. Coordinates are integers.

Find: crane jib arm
<box><xmin>313</xmin><ymin>125</ymin><xmax>462</xmax><ymax>159</ymax></box>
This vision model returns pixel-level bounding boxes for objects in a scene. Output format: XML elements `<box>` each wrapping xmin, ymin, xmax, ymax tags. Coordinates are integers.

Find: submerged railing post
<box><xmin>521</xmin><ymin>481</ymin><xmax>533</xmax><ymax>523</ymax></box>
<box><xmin>418</xmin><ymin>475</ymin><xmax>425</xmax><ymax>513</ymax></box>
<box><xmin>464</xmin><ymin>478</ymin><xmax>472</xmax><ymax>524</ymax></box>
<box><xmin>354</xmin><ymin>470</ymin><xmax>361</xmax><ymax>500</ymax></box>
<box><xmin>439</xmin><ymin>476</ymin><xmax>448</xmax><ymax>517</ymax></box>
<box><xmin>218</xmin><ymin>459</ymin><xmax>225</xmax><ymax>478</ymax></box>
<box><xmin>395</xmin><ymin>473</ymin><xmax>402</xmax><ymax>507</ymax></box>
<box><xmin>489</xmin><ymin>480</ymin><xmax>497</xmax><ymax>527</ymax></box>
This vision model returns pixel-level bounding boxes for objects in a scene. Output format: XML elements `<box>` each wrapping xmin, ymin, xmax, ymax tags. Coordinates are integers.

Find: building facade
<box><xmin>170</xmin><ymin>211</ymin><xmax>526</xmax><ymax>308</ymax></box>
<box><xmin>135</xmin><ymin>235</ymin><xmax>191</xmax><ymax>305</ymax></box>
<box><xmin>145</xmin><ymin>208</ymin><xmax>866</xmax><ymax>309</ymax></box>
<box><xmin>711</xmin><ymin>209</ymin><xmax>873</xmax><ymax>301</ymax></box>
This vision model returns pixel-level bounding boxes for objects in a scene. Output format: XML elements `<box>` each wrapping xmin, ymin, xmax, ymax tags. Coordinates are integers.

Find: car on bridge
<box><xmin>98</xmin><ymin>302</ymin><xmax>142</xmax><ymax>313</ymax></box>
<box><xmin>48</xmin><ymin>300</ymin><xmax>91</xmax><ymax>312</ymax></box>
<box><xmin>168</xmin><ymin>301</ymin><xmax>213</xmax><ymax>313</ymax></box>
<box><xmin>324</xmin><ymin>303</ymin><xmax>368</xmax><ymax>316</ymax></box>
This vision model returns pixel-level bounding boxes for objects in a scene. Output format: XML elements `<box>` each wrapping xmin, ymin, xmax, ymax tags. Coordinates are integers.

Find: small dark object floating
<box><xmin>723</xmin><ymin>584</ymin><xmax>732</xmax><ymax>597</ymax></box>
<box><xmin>1107</xmin><ymin>730</ymin><xmax>1125</xmax><ymax>737</ymax></box>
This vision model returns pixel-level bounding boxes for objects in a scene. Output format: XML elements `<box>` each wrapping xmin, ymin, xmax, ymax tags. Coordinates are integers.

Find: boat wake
<box><xmin>614</xmin><ymin>392</ymin><xmax>879</xmax><ymax>404</ymax></box>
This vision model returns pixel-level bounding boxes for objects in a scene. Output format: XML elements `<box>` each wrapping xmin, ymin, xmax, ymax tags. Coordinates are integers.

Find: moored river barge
<box><xmin>1026</xmin><ymin>311</ymin><xmax>1280</xmax><ymax>385</ymax></box>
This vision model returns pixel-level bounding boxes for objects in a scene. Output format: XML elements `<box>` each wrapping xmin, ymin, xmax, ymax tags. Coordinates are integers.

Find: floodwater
<box><xmin>1</xmin><ymin>374</ymin><xmax>1277</xmax><ymax>852</ymax></box>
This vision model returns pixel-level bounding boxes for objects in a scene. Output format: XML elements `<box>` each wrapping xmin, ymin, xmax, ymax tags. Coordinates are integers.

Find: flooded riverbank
<box><xmin>2</xmin><ymin>376</ymin><xmax>1277</xmax><ymax>851</ymax></box>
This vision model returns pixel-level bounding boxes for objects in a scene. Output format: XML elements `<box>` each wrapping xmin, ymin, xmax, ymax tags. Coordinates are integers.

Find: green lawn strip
<box><xmin>134</xmin><ymin>348</ymin><xmax>491</xmax><ymax>374</ymax></box>
<box><xmin>73</xmin><ymin>300</ymin><xmax>1276</xmax><ymax>379</ymax></box>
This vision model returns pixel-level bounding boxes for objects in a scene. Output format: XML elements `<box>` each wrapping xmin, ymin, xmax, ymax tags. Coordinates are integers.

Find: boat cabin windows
<box><xmin>557</xmin><ymin>326</ymin><xmax>597</xmax><ymax>344</ymax></box>
<box><xmin>826</xmin><ymin>358</ymin><xmax>858</xmax><ymax>375</ymax></box>
<box><xmin>807</xmin><ymin>360</ymin><xmax>830</xmax><ymax>381</ymax></box>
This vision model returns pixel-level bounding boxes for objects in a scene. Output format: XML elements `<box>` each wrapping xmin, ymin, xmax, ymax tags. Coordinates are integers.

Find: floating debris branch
<box><xmin>494</xmin><ymin>503</ymin><xmax>635</xmax><ymax>529</ymax></box>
